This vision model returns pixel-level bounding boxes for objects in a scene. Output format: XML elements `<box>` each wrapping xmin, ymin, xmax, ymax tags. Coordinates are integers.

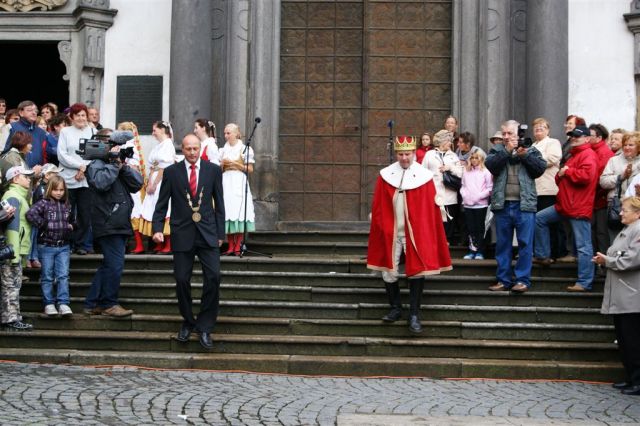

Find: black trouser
<box><xmin>537</xmin><ymin>195</ymin><xmax>566</xmax><ymax>259</ymax></box>
<box><xmin>443</xmin><ymin>203</ymin><xmax>460</xmax><ymax>244</ymax></box>
<box><xmin>613</xmin><ymin>313</ymin><xmax>640</xmax><ymax>385</ymax></box>
<box><xmin>464</xmin><ymin>206</ymin><xmax>487</xmax><ymax>254</ymax></box>
<box><xmin>69</xmin><ymin>187</ymin><xmax>92</xmax><ymax>250</ymax></box>
<box><xmin>173</xmin><ymin>231</ymin><xmax>221</xmax><ymax>334</ymax></box>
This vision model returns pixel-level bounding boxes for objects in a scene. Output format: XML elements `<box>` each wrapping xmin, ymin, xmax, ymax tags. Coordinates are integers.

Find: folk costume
<box><xmin>138</xmin><ymin>137</ymin><xmax>175</xmax><ymax>252</ymax></box>
<box><xmin>219</xmin><ymin>139</ymin><xmax>255</xmax><ymax>254</ymax></box>
<box><xmin>367</xmin><ymin>136</ymin><xmax>452</xmax><ymax>334</ymax></box>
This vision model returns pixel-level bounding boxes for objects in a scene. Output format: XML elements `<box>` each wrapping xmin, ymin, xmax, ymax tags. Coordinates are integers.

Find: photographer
<box><xmin>82</xmin><ymin>129</ymin><xmax>143</xmax><ymax>317</ymax></box>
<box><xmin>486</xmin><ymin>120</ymin><xmax>546</xmax><ymax>294</ymax></box>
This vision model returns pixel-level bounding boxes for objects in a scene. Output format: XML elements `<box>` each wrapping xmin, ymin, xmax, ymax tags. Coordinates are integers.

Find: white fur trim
<box><xmin>380</xmin><ymin>162</ymin><xmax>433</xmax><ymax>190</ymax></box>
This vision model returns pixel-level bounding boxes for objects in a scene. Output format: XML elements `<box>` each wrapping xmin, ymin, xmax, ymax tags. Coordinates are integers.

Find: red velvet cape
<box><xmin>367</xmin><ymin>174</ymin><xmax>452</xmax><ymax>277</ymax></box>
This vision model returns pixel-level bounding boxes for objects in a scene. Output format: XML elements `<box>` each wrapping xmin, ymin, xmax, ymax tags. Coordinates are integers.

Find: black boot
<box><xmin>382</xmin><ymin>282</ymin><xmax>402</xmax><ymax>322</ymax></box>
<box><xmin>408</xmin><ymin>277</ymin><xmax>424</xmax><ymax>334</ymax></box>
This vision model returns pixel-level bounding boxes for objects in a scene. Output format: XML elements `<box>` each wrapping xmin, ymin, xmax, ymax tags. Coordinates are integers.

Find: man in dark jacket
<box><xmin>5</xmin><ymin>100</ymin><xmax>45</xmax><ymax>171</ymax></box>
<box><xmin>534</xmin><ymin>125</ymin><xmax>598</xmax><ymax>292</ymax></box>
<box><xmin>83</xmin><ymin>132</ymin><xmax>143</xmax><ymax>317</ymax></box>
<box><xmin>486</xmin><ymin>120</ymin><xmax>546</xmax><ymax>293</ymax></box>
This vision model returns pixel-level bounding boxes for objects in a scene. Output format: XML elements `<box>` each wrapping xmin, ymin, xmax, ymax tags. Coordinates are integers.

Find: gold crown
<box><xmin>394</xmin><ymin>135</ymin><xmax>417</xmax><ymax>151</ymax></box>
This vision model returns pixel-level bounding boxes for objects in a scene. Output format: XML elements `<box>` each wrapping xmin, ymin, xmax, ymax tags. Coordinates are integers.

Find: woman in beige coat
<box><xmin>594</xmin><ymin>196</ymin><xmax>640</xmax><ymax>395</ymax></box>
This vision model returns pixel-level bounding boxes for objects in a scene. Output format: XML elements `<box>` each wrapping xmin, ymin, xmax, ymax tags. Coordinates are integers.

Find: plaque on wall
<box><xmin>116</xmin><ymin>76</ymin><xmax>163</xmax><ymax>134</ymax></box>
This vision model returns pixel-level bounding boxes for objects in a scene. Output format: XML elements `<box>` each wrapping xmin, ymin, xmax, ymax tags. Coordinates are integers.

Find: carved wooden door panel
<box><xmin>279</xmin><ymin>1</ymin><xmax>452</xmax><ymax>222</ymax></box>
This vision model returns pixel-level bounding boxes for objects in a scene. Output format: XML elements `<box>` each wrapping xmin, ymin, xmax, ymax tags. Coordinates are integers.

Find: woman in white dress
<box><xmin>138</xmin><ymin>121</ymin><xmax>175</xmax><ymax>254</ymax></box>
<box><xmin>194</xmin><ymin>118</ymin><xmax>219</xmax><ymax>165</ymax></box>
<box><xmin>117</xmin><ymin>121</ymin><xmax>147</xmax><ymax>254</ymax></box>
<box><xmin>219</xmin><ymin>123</ymin><xmax>255</xmax><ymax>255</ymax></box>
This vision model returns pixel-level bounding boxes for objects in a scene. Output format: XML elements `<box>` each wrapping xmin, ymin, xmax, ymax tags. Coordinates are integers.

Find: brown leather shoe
<box><xmin>488</xmin><ymin>283</ymin><xmax>508</xmax><ymax>292</ymax></box>
<box><xmin>566</xmin><ymin>284</ymin><xmax>587</xmax><ymax>292</ymax></box>
<box><xmin>556</xmin><ymin>255</ymin><xmax>577</xmax><ymax>263</ymax></box>
<box><xmin>511</xmin><ymin>283</ymin><xmax>529</xmax><ymax>293</ymax></box>
<box><xmin>83</xmin><ymin>307</ymin><xmax>104</xmax><ymax>315</ymax></box>
<box><xmin>101</xmin><ymin>305</ymin><xmax>133</xmax><ymax>317</ymax></box>
<box><xmin>532</xmin><ymin>257</ymin><xmax>553</xmax><ymax>266</ymax></box>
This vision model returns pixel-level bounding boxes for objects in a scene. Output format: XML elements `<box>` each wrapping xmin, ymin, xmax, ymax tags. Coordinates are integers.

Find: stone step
<box><xmin>20</xmin><ymin>282</ymin><xmax>605</xmax><ymax>309</ymax></box>
<box><xmin>0</xmin><ymin>329</ymin><xmax>618</xmax><ymax>362</ymax></box>
<box><xmin>53</xmin><ymin>254</ymin><xmax>581</xmax><ymax>277</ymax></box>
<box><xmin>0</xmin><ymin>348</ymin><xmax>623</xmax><ymax>381</ymax></box>
<box><xmin>249</xmin><ymin>230</ymin><xmax>369</xmax><ymax>243</ymax></box>
<box><xmin>25</xmin><ymin>268</ymin><xmax>601</xmax><ymax>291</ymax></box>
<box><xmin>19</xmin><ymin>297</ymin><xmax>610</xmax><ymax>325</ymax></box>
<box><xmin>23</xmin><ymin>313</ymin><xmax>616</xmax><ymax>343</ymax></box>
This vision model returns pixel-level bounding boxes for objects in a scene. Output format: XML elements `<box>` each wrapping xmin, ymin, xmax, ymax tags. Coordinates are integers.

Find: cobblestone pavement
<box><xmin>0</xmin><ymin>362</ymin><xmax>638</xmax><ymax>425</ymax></box>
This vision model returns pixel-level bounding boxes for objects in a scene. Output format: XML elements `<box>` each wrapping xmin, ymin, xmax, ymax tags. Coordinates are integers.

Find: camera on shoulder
<box><xmin>76</xmin><ymin>130</ymin><xmax>135</xmax><ymax>163</ymax></box>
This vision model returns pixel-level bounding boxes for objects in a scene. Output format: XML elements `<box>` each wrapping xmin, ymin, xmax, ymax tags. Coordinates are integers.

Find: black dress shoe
<box><xmin>175</xmin><ymin>325</ymin><xmax>193</xmax><ymax>342</ymax></box>
<box><xmin>199</xmin><ymin>332</ymin><xmax>213</xmax><ymax>349</ymax></box>
<box><xmin>612</xmin><ymin>381</ymin><xmax>632</xmax><ymax>390</ymax></box>
<box><xmin>621</xmin><ymin>384</ymin><xmax>640</xmax><ymax>395</ymax></box>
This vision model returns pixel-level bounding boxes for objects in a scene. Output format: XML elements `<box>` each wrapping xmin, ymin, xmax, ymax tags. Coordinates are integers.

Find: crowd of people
<box><xmin>371</xmin><ymin>115</ymin><xmax>640</xmax><ymax>395</ymax></box>
<box><xmin>0</xmin><ymin>98</ymin><xmax>254</xmax><ymax>342</ymax></box>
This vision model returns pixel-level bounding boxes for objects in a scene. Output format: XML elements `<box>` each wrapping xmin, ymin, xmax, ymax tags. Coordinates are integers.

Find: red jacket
<box><xmin>554</xmin><ymin>143</ymin><xmax>598</xmax><ymax>219</ymax></box>
<box><xmin>592</xmin><ymin>140</ymin><xmax>614</xmax><ymax>210</ymax></box>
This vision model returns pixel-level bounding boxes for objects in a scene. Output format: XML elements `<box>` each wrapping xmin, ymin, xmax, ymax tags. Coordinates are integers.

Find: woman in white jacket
<box><xmin>600</xmin><ymin>132</ymin><xmax>640</xmax><ymax>240</ymax></box>
<box><xmin>423</xmin><ymin>129</ymin><xmax>463</xmax><ymax>243</ymax></box>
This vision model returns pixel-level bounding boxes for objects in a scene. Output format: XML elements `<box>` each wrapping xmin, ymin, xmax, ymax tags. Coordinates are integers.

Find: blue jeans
<box><xmin>84</xmin><ymin>235</ymin><xmax>127</xmax><ymax>309</ymax></box>
<box><xmin>535</xmin><ymin>206</ymin><xmax>594</xmax><ymax>289</ymax></box>
<box><xmin>494</xmin><ymin>201</ymin><xmax>535</xmax><ymax>287</ymax></box>
<box><xmin>38</xmin><ymin>244</ymin><xmax>71</xmax><ymax>306</ymax></box>
<box><xmin>29</xmin><ymin>227</ymin><xmax>39</xmax><ymax>262</ymax></box>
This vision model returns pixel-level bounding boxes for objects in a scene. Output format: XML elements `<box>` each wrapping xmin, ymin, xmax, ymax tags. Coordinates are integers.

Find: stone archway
<box><xmin>0</xmin><ymin>0</ymin><xmax>116</xmax><ymax>109</ymax></box>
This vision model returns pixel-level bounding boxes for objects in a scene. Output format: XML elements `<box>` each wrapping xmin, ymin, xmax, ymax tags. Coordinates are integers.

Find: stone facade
<box><xmin>0</xmin><ymin>0</ymin><xmax>115</xmax><ymax>109</ymax></box>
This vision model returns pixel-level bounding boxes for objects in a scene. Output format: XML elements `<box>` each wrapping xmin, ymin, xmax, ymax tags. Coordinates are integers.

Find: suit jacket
<box><xmin>152</xmin><ymin>160</ymin><xmax>225</xmax><ymax>251</ymax></box>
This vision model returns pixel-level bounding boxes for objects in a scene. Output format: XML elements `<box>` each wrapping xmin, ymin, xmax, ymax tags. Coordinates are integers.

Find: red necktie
<box><xmin>189</xmin><ymin>163</ymin><xmax>197</xmax><ymax>198</ymax></box>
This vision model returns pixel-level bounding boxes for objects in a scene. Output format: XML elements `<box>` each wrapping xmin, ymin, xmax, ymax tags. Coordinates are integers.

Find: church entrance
<box><xmin>0</xmin><ymin>41</ymin><xmax>68</xmax><ymax>110</ymax></box>
<box><xmin>278</xmin><ymin>0</ymin><xmax>453</xmax><ymax>222</ymax></box>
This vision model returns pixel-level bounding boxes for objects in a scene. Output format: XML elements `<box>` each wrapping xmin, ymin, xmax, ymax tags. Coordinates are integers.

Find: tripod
<box><xmin>387</xmin><ymin>120</ymin><xmax>394</xmax><ymax>164</ymax></box>
<box><xmin>239</xmin><ymin>117</ymin><xmax>271</xmax><ymax>258</ymax></box>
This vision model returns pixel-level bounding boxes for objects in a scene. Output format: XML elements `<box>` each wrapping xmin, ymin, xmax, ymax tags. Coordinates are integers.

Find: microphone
<box><xmin>387</xmin><ymin>120</ymin><xmax>394</xmax><ymax>128</ymax></box>
<box><xmin>255</xmin><ymin>117</ymin><xmax>262</xmax><ymax>123</ymax></box>
<box><xmin>108</xmin><ymin>130</ymin><xmax>134</xmax><ymax>145</ymax></box>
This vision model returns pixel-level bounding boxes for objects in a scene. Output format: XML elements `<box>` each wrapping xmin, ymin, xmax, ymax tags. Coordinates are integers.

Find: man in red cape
<box><xmin>367</xmin><ymin>135</ymin><xmax>452</xmax><ymax>334</ymax></box>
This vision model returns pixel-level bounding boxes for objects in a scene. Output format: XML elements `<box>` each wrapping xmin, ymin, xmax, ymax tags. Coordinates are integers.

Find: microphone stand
<box><xmin>387</xmin><ymin>120</ymin><xmax>394</xmax><ymax>164</ymax></box>
<box><xmin>239</xmin><ymin>119</ymin><xmax>271</xmax><ymax>258</ymax></box>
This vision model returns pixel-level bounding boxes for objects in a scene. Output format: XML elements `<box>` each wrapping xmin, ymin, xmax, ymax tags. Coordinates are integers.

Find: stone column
<box><xmin>526</xmin><ymin>0</ymin><xmax>568</xmax><ymax>140</ymax></box>
<box><xmin>452</xmin><ymin>0</ymin><xmax>488</xmax><ymax>149</ymax></box>
<box><xmin>169</xmin><ymin>0</ymin><xmax>213</xmax><ymax>140</ymax></box>
<box><xmin>225</xmin><ymin>0</ymin><xmax>250</xmax><ymax>131</ymax></box>
<box><xmin>248</xmin><ymin>0</ymin><xmax>280</xmax><ymax>229</ymax></box>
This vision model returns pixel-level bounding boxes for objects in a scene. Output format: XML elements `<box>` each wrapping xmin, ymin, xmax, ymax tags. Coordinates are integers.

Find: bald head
<box><xmin>182</xmin><ymin>133</ymin><xmax>201</xmax><ymax>164</ymax></box>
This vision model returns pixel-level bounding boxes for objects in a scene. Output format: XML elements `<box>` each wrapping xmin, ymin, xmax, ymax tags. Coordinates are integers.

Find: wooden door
<box><xmin>279</xmin><ymin>0</ymin><xmax>452</xmax><ymax>221</ymax></box>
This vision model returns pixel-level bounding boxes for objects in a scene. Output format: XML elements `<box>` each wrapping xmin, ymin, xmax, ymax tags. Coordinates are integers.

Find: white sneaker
<box><xmin>58</xmin><ymin>304</ymin><xmax>73</xmax><ymax>316</ymax></box>
<box><xmin>44</xmin><ymin>304</ymin><xmax>58</xmax><ymax>316</ymax></box>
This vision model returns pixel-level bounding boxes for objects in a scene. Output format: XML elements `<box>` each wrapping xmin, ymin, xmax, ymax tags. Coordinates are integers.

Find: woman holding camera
<box><xmin>57</xmin><ymin>103</ymin><xmax>94</xmax><ymax>255</ymax></box>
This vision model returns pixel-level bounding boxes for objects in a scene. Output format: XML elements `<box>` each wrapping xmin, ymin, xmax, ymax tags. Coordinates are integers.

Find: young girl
<box><xmin>219</xmin><ymin>123</ymin><xmax>255</xmax><ymax>255</ymax></box>
<box><xmin>26</xmin><ymin>176</ymin><xmax>74</xmax><ymax>316</ymax></box>
<box><xmin>459</xmin><ymin>151</ymin><xmax>493</xmax><ymax>260</ymax></box>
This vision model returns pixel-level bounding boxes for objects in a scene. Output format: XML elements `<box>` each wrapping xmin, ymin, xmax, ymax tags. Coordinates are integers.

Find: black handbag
<box><xmin>607</xmin><ymin>179</ymin><xmax>624</xmax><ymax>231</ymax></box>
<box><xmin>443</xmin><ymin>171</ymin><xmax>462</xmax><ymax>191</ymax></box>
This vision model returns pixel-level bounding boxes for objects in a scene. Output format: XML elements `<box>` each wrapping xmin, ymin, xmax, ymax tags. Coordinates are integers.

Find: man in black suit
<box><xmin>152</xmin><ymin>133</ymin><xmax>225</xmax><ymax>349</ymax></box>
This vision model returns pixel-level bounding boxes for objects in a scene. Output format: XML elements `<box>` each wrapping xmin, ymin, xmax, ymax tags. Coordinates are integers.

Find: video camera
<box><xmin>517</xmin><ymin>124</ymin><xmax>533</xmax><ymax>149</ymax></box>
<box><xmin>76</xmin><ymin>130</ymin><xmax>135</xmax><ymax>162</ymax></box>
<box><xmin>0</xmin><ymin>236</ymin><xmax>14</xmax><ymax>261</ymax></box>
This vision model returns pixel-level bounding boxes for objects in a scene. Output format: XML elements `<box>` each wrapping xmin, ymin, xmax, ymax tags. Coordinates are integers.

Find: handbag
<box><xmin>607</xmin><ymin>178</ymin><xmax>624</xmax><ymax>231</ymax></box>
<box><xmin>437</xmin><ymin>152</ymin><xmax>461</xmax><ymax>191</ymax></box>
<box><xmin>443</xmin><ymin>171</ymin><xmax>462</xmax><ymax>191</ymax></box>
